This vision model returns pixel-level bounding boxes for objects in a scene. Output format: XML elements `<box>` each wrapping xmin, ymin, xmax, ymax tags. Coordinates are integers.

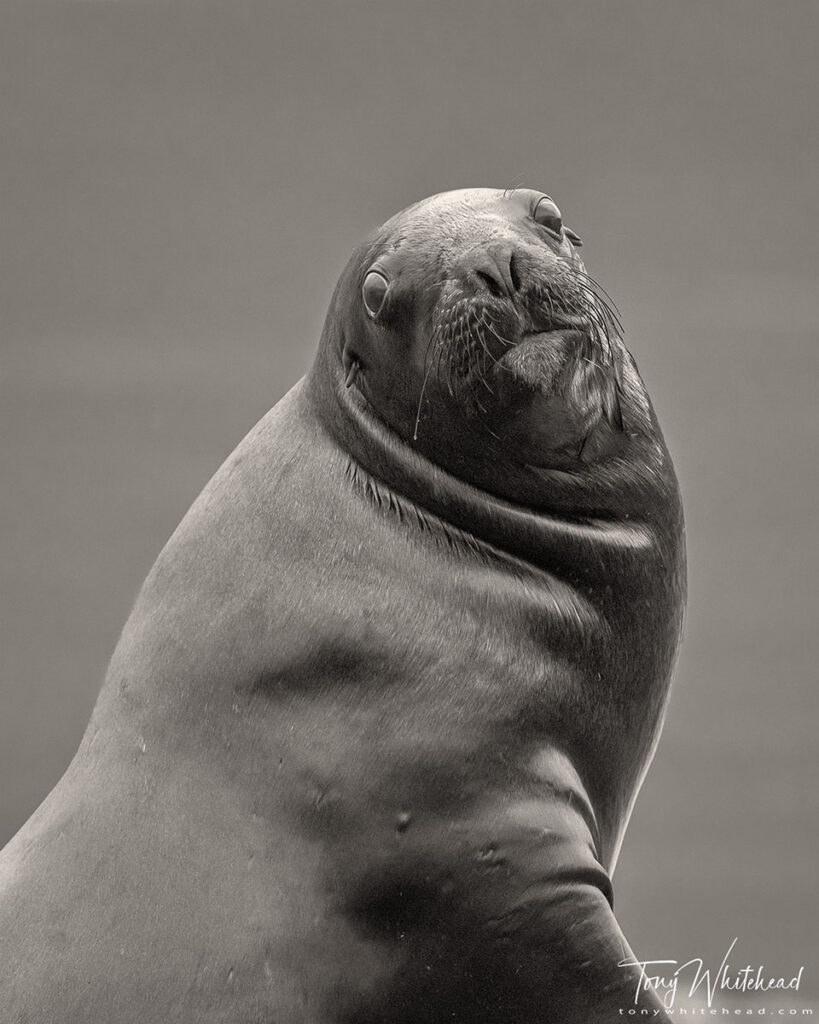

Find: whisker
<box><xmin>469</xmin><ymin>309</ymin><xmax>496</xmax><ymax>393</ymax></box>
<box><xmin>502</xmin><ymin>175</ymin><xmax>526</xmax><ymax>200</ymax></box>
<box><xmin>556</xmin><ymin>257</ymin><xmax>623</xmax><ymax>310</ymax></box>
<box><xmin>412</xmin><ymin>323</ymin><xmax>445</xmax><ymax>441</ymax></box>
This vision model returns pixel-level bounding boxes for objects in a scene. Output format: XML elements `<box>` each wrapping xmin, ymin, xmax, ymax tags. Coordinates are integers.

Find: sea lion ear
<box><xmin>565</xmin><ymin>227</ymin><xmax>583</xmax><ymax>247</ymax></box>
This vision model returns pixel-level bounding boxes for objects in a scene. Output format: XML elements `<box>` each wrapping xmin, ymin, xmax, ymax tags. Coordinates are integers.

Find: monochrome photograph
<box><xmin>0</xmin><ymin>2</ymin><xmax>815</xmax><ymax>1020</ymax></box>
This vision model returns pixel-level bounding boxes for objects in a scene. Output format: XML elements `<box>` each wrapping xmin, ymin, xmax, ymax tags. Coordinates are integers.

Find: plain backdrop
<box><xmin>1</xmin><ymin>0</ymin><xmax>817</xmax><ymax>1006</ymax></box>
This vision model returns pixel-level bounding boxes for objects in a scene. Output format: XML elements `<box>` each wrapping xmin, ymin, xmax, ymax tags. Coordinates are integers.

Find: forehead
<box><xmin>370</xmin><ymin>187</ymin><xmax>555</xmax><ymax>266</ymax></box>
<box><xmin>387</xmin><ymin>187</ymin><xmax>550</xmax><ymax>231</ymax></box>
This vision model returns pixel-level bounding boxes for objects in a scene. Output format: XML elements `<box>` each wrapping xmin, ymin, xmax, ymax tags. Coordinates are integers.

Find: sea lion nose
<box><xmin>470</xmin><ymin>244</ymin><xmax>520</xmax><ymax>299</ymax></box>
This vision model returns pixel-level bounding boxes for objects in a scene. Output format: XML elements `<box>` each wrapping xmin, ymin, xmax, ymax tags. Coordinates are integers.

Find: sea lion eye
<box><xmin>533</xmin><ymin>196</ymin><xmax>563</xmax><ymax>237</ymax></box>
<box><xmin>362</xmin><ymin>271</ymin><xmax>389</xmax><ymax>318</ymax></box>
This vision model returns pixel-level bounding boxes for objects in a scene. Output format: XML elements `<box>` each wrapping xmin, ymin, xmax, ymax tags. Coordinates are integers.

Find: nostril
<box><xmin>472</xmin><ymin>247</ymin><xmax>520</xmax><ymax>299</ymax></box>
<box><xmin>475</xmin><ymin>268</ymin><xmax>505</xmax><ymax>299</ymax></box>
<box><xmin>509</xmin><ymin>253</ymin><xmax>521</xmax><ymax>292</ymax></box>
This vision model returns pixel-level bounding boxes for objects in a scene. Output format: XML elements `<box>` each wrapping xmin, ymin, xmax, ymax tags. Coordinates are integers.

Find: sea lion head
<box><xmin>311</xmin><ymin>187</ymin><xmax>663</xmax><ymax>511</ymax></box>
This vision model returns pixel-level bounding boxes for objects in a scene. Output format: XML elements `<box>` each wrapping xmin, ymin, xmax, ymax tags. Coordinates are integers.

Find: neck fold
<box><xmin>306</xmin><ymin>343</ymin><xmax>683</xmax><ymax>586</ymax></box>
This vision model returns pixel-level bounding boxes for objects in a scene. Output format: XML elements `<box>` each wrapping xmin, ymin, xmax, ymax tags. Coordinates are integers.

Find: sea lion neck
<box><xmin>306</xmin><ymin>338</ymin><xmax>681</xmax><ymax>580</ymax></box>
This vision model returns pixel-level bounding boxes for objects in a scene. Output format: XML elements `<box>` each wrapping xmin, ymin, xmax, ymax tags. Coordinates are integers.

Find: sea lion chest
<box><xmin>144</xmin><ymin>386</ymin><xmax>677</xmax><ymax>879</ymax></box>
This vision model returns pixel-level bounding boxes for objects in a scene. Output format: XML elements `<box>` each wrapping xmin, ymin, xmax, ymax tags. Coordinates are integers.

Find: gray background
<box><xmin>2</xmin><ymin>0</ymin><xmax>816</xmax><ymax>1004</ymax></box>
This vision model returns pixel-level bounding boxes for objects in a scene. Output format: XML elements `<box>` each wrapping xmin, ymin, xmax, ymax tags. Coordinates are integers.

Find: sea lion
<box><xmin>0</xmin><ymin>188</ymin><xmax>685</xmax><ymax>1023</ymax></box>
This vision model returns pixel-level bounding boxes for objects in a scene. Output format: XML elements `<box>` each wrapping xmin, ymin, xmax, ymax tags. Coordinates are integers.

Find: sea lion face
<box><xmin>336</xmin><ymin>188</ymin><xmax>625</xmax><ymax>478</ymax></box>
